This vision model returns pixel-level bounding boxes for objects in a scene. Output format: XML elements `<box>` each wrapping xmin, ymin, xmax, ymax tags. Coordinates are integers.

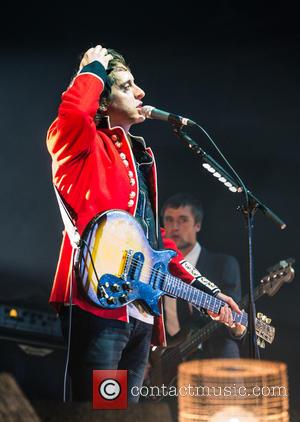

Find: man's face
<box><xmin>163</xmin><ymin>206</ymin><xmax>201</xmax><ymax>253</ymax></box>
<box><xmin>106</xmin><ymin>69</ymin><xmax>145</xmax><ymax>130</ymax></box>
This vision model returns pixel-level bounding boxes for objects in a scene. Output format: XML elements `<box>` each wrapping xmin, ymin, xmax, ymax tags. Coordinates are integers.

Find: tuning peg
<box><xmin>265</xmin><ymin>317</ymin><xmax>272</xmax><ymax>324</ymax></box>
<box><xmin>261</xmin><ymin>314</ymin><xmax>267</xmax><ymax>322</ymax></box>
<box><xmin>257</xmin><ymin>312</ymin><xmax>263</xmax><ymax>319</ymax></box>
<box><xmin>279</xmin><ymin>260</ymin><xmax>288</xmax><ymax>268</ymax></box>
<box><xmin>257</xmin><ymin>338</ymin><xmax>266</xmax><ymax>349</ymax></box>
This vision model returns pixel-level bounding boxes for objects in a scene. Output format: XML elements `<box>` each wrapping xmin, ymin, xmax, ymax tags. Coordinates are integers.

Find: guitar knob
<box><xmin>257</xmin><ymin>312</ymin><xmax>263</xmax><ymax>319</ymax></box>
<box><xmin>122</xmin><ymin>281</ymin><xmax>132</xmax><ymax>291</ymax></box>
<box><xmin>99</xmin><ymin>290</ymin><xmax>107</xmax><ymax>298</ymax></box>
<box><xmin>107</xmin><ymin>296</ymin><xmax>117</xmax><ymax>305</ymax></box>
<box><xmin>119</xmin><ymin>294</ymin><xmax>128</xmax><ymax>304</ymax></box>
<box><xmin>111</xmin><ymin>283</ymin><xmax>121</xmax><ymax>292</ymax></box>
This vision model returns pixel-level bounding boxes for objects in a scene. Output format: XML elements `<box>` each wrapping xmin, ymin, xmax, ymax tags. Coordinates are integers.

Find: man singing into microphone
<box><xmin>46</xmin><ymin>45</ymin><xmax>243</xmax><ymax>403</ymax></box>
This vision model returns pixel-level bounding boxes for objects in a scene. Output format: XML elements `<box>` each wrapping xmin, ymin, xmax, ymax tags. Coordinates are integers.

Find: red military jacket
<box><xmin>46</xmin><ymin>61</ymin><xmax>220</xmax><ymax>346</ymax></box>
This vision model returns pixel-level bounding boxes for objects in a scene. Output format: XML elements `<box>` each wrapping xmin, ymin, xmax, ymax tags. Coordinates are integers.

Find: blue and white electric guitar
<box><xmin>75</xmin><ymin>209</ymin><xmax>275</xmax><ymax>343</ymax></box>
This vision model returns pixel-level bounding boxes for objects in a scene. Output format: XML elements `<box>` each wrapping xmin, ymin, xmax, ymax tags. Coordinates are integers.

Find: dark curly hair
<box><xmin>95</xmin><ymin>49</ymin><xmax>130</xmax><ymax>126</ymax></box>
<box><xmin>101</xmin><ymin>49</ymin><xmax>130</xmax><ymax>101</ymax></box>
<box><xmin>76</xmin><ymin>47</ymin><xmax>130</xmax><ymax>126</ymax></box>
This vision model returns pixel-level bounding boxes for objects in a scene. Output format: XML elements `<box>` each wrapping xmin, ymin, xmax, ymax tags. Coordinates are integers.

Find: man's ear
<box><xmin>99</xmin><ymin>100</ymin><xmax>108</xmax><ymax>112</ymax></box>
<box><xmin>196</xmin><ymin>222</ymin><xmax>201</xmax><ymax>233</ymax></box>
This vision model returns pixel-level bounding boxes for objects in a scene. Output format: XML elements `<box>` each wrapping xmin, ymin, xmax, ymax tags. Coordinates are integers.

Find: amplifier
<box><xmin>0</xmin><ymin>303</ymin><xmax>68</xmax><ymax>400</ymax></box>
<box><xmin>0</xmin><ymin>303</ymin><xmax>65</xmax><ymax>349</ymax></box>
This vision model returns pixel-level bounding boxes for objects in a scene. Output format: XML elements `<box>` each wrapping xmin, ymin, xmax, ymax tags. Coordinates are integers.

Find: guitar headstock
<box><xmin>260</xmin><ymin>258</ymin><xmax>295</xmax><ymax>297</ymax></box>
<box><xmin>255</xmin><ymin>312</ymin><xmax>275</xmax><ymax>348</ymax></box>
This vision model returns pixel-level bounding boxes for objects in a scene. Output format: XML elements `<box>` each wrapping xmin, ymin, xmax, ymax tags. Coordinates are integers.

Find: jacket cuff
<box><xmin>79</xmin><ymin>61</ymin><xmax>107</xmax><ymax>85</ymax></box>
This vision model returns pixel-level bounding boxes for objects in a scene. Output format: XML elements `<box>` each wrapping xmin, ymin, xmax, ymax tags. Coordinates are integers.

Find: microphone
<box><xmin>141</xmin><ymin>105</ymin><xmax>197</xmax><ymax>127</ymax></box>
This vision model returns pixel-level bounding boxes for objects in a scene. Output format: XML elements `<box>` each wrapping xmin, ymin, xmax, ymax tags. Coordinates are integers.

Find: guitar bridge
<box><xmin>118</xmin><ymin>249</ymin><xmax>134</xmax><ymax>280</ymax></box>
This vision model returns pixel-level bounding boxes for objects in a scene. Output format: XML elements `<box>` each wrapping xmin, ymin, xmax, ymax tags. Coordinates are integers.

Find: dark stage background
<box><xmin>0</xmin><ymin>2</ymin><xmax>299</xmax><ymax>417</ymax></box>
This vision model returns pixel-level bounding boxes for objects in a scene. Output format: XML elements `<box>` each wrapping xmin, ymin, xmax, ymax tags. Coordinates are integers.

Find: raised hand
<box><xmin>79</xmin><ymin>45</ymin><xmax>113</xmax><ymax>71</ymax></box>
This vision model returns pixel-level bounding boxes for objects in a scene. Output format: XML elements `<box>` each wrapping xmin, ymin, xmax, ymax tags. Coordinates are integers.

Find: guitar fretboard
<box><xmin>162</xmin><ymin>274</ymin><xmax>249</xmax><ymax>327</ymax></box>
<box><xmin>177</xmin><ymin>283</ymin><xmax>265</xmax><ymax>357</ymax></box>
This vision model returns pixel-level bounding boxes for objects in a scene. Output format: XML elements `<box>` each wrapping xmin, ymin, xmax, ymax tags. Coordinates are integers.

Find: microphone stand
<box><xmin>171</xmin><ymin>125</ymin><xmax>286</xmax><ymax>359</ymax></box>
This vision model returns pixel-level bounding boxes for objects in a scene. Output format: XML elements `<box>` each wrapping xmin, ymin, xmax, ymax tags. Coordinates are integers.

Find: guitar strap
<box><xmin>53</xmin><ymin>186</ymin><xmax>81</xmax><ymax>249</ymax></box>
<box><xmin>53</xmin><ymin>185</ymin><xmax>79</xmax><ymax>402</ymax></box>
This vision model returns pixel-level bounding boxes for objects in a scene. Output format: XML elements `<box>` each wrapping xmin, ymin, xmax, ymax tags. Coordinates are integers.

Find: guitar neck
<box><xmin>177</xmin><ymin>283</ymin><xmax>265</xmax><ymax>358</ymax></box>
<box><xmin>178</xmin><ymin>320</ymin><xmax>220</xmax><ymax>357</ymax></box>
<box><xmin>163</xmin><ymin>274</ymin><xmax>248</xmax><ymax>327</ymax></box>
